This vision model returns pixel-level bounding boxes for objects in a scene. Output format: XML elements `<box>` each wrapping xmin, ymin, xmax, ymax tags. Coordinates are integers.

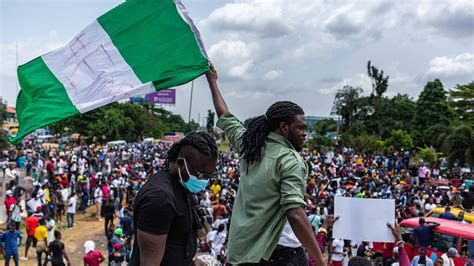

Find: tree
<box><xmin>206</xmin><ymin>109</ymin><xmax>215</xmax><ymax>132</ymax></box>
<box><xmin>0</xmin><ymin>98</ymin><xmax>7</xmax><ymax>149</ymax></box>
<box><xmin>384</xmin><ymin>130</ymin><xmax>413</xmax><ymax>151</ymax></box>
<box><xmin>340</xmin><ymin>132</ymin><xmax>383</xmax><ymax>153</ymax></box>
<box><xmin>331</xmin><ymin>86</ymin><xmax>363</xmax><ymax>132</ymax></box>
<box><xmin>50</xmin><ymin>102</ymin><xmax>197</xmax><ymax>143</ymax></box>
<box><xmin>449</xmin><ymin>82</ymin><xmax>474</xmax><ymax>127</ymax></box>
<box><xmin>413</xmin><ymin>79</ymin><xmax>454</xmax><ymax>147</ymax></box>
<box><xmin>311</xmin><ymin>119</ymin><xmax>337</xmax><ymax>148</ymax></box>
<box><xmin>314</xmin><ymin>119</ymin><xmax>337</xmax><ymax>136</ymax></box>
<box><xmin>384</xmin><ymin>94</ymin><xmax>417</xmax><ymax>134</ymax></box>
<box><xmin>367</xmin><ymin>60</ymin><xmax>389</xmax><ymax>137</ymax></box>
<box><xmin>414</xmin><ymin>147</ymin><xmax>442</xmax><ymax>167</ymax></box>
<box><xmin>440</xmin><ymin>125</ymin><xmax>474</xmax><ymax>169</ymax></box>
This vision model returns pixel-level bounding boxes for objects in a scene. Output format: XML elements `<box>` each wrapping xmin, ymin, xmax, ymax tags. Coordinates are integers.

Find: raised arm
<box><xmin>206</xmin><ymin>64</ymin><xmax>229</xmax><ymax>118</ymax></box>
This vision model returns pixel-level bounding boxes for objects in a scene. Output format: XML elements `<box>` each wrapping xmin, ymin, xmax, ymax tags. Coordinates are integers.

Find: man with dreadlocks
<box><xmin>207</xmin><ymin>64</ymin><xmax>327</xmax><ymax>265</ymax></box>
<box><xmin>130</xmin><ymin>132</ymin><xmax>218</xmax><ymax>266</ymax></box>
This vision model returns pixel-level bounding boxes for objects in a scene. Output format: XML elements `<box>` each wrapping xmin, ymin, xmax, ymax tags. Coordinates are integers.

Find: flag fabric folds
<box><xmin>10</xmin><ymin>0</ymin><xmax>209</xmax><ymax>144</ymax></box>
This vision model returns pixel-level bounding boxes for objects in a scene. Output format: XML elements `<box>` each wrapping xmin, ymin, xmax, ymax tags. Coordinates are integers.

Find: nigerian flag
<box><xmin>10</xmin><ymin>0</ymin><xmax>209</xmax><ymax>144</ymax></box>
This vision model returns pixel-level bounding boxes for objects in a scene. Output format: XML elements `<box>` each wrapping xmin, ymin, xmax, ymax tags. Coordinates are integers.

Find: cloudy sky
<box><xmin>1</xmin><ymin>0</ymin><xmax>473</xmax><ymax>125</ymax></box>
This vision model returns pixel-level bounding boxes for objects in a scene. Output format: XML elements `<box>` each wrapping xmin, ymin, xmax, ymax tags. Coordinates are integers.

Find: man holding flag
<box><xmin>207</xmin><ymin>64</ymin><xmax>326</xmax><ymax>265</ymax></box>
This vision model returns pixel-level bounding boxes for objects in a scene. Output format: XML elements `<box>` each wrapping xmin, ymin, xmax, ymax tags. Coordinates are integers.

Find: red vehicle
<box><xmin>399</xmin><ymin>218</ymin><xmax>473</xmax><ymax>266</ymax></box>
<box><xmin>371</xmin><ymin>218</ymin><xmax>473</xmax><ymax>266</ymax></box>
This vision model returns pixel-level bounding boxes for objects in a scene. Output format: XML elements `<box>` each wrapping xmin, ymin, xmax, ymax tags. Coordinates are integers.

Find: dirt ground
<box><xmin>0</xmin><ymin>207</ymin><xmax>111</xmax><ymax>265</ymax></box>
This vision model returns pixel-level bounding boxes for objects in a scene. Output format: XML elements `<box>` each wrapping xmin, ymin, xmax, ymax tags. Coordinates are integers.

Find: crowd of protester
<box><xmin>0</xmin><ymin>142</ymin><xmax>473</xmax><ymax>265</ymax></box>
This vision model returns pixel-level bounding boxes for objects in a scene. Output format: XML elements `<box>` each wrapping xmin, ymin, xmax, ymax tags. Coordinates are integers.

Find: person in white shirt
<box><xmin>93</xmin><ymin>184</ymin><xmax>103</xmax><ymax>221</ymax></box>
<box><xmin>441</xmin><ymin>247</ymin><xmax>458</xmax><ymax>266</ymax></box>
<box><xmin>331</xmin><ymin>238</ymin><xmax>346</xmax><ymax>266</ymax></box>
<box><xmin>212</xmin><ymin>218</ymin><xmax>229</xmax><ymax>236</ymax></box>
<box><xmin>272</xmin><ymin>221</ymin><xmax>310</xmax><ymax>264</ymax></box>
<box><xmin>66</xmin><ymin>192</ymin><xmax>77</xmax><ymax>228</ymax></box>
<box><xmin>207</xmin><ymin>224</ymin><xmax>227</xmax><ymax>259</ymax></box>
<box><xmin>57</xmin><ymin>158</ymin><xmax>65</xmax><ymax>175</ymax></box>
<box><xmin>45</xmin><ymin>215</ymin><xmax>56</xmax><ymax>245</ymax></box>
<box><xmin>6</xmin><ymin>165</ymin><xmax>18</xmax><ymax>183</ymax></box>
<box><xmin>424</xmin><ymin>198</ymin><xmax>437</xmax><ymax>212</ymax></box>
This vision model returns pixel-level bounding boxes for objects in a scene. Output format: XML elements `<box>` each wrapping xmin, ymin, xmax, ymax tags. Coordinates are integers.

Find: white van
<box><xmin>106</xmin><ymin>140</ymin><xmax>127</xmax><ymax>146</ymax></box>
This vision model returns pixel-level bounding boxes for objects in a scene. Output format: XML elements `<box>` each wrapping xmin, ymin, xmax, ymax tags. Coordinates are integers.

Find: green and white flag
<box><xmin>10</xmin><ymin>0</ymin><xmax>209</xmax><ymax>144</ymax></box>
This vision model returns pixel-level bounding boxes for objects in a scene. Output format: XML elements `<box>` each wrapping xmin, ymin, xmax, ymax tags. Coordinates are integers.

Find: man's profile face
<box><xmin>286</xmin><ymin>114</ymin><xmax>307</xmax><ymax>152</ymax></box>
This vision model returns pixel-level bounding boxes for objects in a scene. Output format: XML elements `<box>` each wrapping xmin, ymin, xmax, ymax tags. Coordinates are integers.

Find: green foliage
<box><xmin>0</xmin><ymin>98</ymin><xmax>7</xmax><ymax>149</ymax></box>
<box><xmin>367</xmin><ymin>61</ymin><xmax>389</xmax><ymax>137</ymax></box>
<box><xmin>367</xmin><ymin>61</ymin><xmax>389</xmax><ymax>98</ymax></box>
<box><xmin>384</xmin><ymin>130</ymin><xmax>413</xmax><ymax>151</ymax></box>
<box><xmin>414</xmin><ymin>147</ymin><xmax>442</xmax><ymax>166</ymax></box>
<box><xmin>413</xmin><ymin>79</ymin><xmax>454</xmax><ymax>147</ymax></box>
<box><xmin>206</xmin><ymin>109</ymin><xmax>215</xmax><ymax>132</ymax></box>
<box><xmin>340</xmin><ymin>132</ymin><xmax>383</xmax><ymax>153</ymax></box>
<box><xmin>311</xmin><ymin>118</ymin><xmax>337</xmax><ymax>147</ymax></box>
<box><xmin>50</xmin><ymin>102</ymin><xmax>197</xmax><ymax>143</ymax></box>
<box><xmin>314</xmin><ymin>119</ymin><xmax>337</xmax><ymax>136</ymax></box>
<box><xmin>449</xmin><ymin>82</ymin><xmax>474</xmax><ymax>127</ymax></box>
<box><xmin>439</xmin><ymin>125</ymin><xmax>474</xmax><ymax>169</ymax></box>
<box><xmin>384</xmin><ymin>94</ymin><xmax>416</xmax><ymax>134</ymax></box>
<box><xmin>331</xmin><ymin>86</ymin><xmax>363</xmax><ymax>132</ymax></box>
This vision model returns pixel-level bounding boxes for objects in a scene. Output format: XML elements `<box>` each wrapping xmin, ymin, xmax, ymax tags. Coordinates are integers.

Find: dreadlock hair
<box><xmin>241</xmin><ymin>101</ymin><xmax>304</xmax><ymax>164</ymax></box>
<box><xmin>165</xmin><ymin>132</ymin><xmax>218</xmax><ymax>168</ymax></box>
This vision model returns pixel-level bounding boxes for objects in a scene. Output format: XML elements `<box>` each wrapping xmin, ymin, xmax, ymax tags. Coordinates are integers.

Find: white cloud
<box><xmin>416</xmin><ymin>0</ymin><xmax>474</xmax><ymax>38</ymax></box>
<box><xmin>225</xmin><ymin>89</ymin><xmax>273</xmax><ymax>99</ymax></box>
<box><xmin>425</xmin><ymin>53</ymin><xmax>474</xmax><ymax>79</ymax></box>
<box><xmin>207</xmin><ymin>40</ymin><xmax>259</xmax><ymax>80</ymax></box>
<box><xmin>263</xmin><ymin>69</ymin><xmax>282</xmax><ymax>80</ymax></box>
<box><xmin>1</xmin><ymin>31</ymin><xmax>66</xmax><ymax>103</ymax></box>
<box><xmin>229</xmin><ymin>60</ymin><xmax>254</xmax><ymax>79</ymax></box>
<box><xmin>208</xmin><ymin>40</ymin><xmax>258</xmax><ymax>61</ymax></box>
<box><xmin>319</xmin><ymin>73</ymin><xmax>371</xmax><ymax>95</ymax></box>
<box><xmin>201</xmin><ymin>1</ymin><xmax>293</xmax><ymax>38</ymax></box>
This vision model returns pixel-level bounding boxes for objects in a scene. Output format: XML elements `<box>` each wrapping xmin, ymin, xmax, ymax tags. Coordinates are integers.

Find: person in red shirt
<box><xmin>4</xmin><ymin>190</ymin><xmax>16</xmax><ymax>219</ymax></box>
<box><xmin>46</xmin><ymin>158</ymin><xmax>55</xmax><ymax>187</ymax></box>
<box><xmin>83</xmin><ymin>240</ymin><xmax>105</xmax><ymax>266</ymax></box>
<box><xmin>21</xmin><ymin>213</ymin><xmax>39</xmax><ymax>260</ymax></box>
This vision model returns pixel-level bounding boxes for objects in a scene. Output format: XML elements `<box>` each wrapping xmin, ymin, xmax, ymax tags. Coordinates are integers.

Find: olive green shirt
<box><xmin>217</xmin><ymin>112</ymin><xmax>308</xmax><ymax>264</ymax></box>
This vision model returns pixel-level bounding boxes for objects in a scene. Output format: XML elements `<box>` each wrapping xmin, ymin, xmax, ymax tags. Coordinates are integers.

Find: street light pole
<box><xmin>188</xmin><ymin>81</ymin><xmax>194</xmax><ymax>123</ymax></box>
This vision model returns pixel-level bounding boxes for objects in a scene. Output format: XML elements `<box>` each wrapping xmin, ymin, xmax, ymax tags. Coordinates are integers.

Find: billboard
<box><xmin>130</xmin><ymin>89</ymin><xmax>176</xmax><ymax>104</ymax></box>
<box><xmin>145</xmin><ymin>89</ymin><xmax>176</xmax><ymax>104</ymax></box>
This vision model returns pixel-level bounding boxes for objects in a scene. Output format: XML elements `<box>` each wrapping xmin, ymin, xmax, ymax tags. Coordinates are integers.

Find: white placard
<box><xmin>333</xmin><ymin>197</ymin><xmax>395</xmax><ymax>242</ymax></box>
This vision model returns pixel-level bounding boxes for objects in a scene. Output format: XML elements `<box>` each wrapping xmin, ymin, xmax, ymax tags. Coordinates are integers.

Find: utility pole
<box><xmin>16</xmin><ymin>41</ymin><xmax>19</xmax><ymax>94</ymax></box>
<box><xmin>188</xmin><ymin>81</ymin><xmax>194</xmax><ymax>123</ymax></box>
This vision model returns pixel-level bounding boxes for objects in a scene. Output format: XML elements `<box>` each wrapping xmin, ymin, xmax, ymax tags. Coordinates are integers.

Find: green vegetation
<box><xmin>49</xmin><ymin>102</ymin><xmax>199</xmax><ymax>143</ymax></box>
<box><xmin>327</xmin><ymin>61</ymin><xmax>473</xmax><ymax>169</ymax></box>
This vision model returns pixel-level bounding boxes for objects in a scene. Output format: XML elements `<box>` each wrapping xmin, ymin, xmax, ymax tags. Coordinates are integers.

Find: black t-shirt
<box><xmin>104</xmin><ymin>204</ymin><xmax>116</xmax><ymax>218</ymax></box>
<box><xmin>130</xmin><ymin>171</ymin><xmax>196</xmax><ymax>266</ymax></box>
<box><xmin>48</xmin><ymin>240</ymin><xmax>64</xmax><ymax>259</ymax></box>
<box><xmin>109</xmin><ymin>253</ymin><xmax>124</xmax><ymax>265</ymax></box>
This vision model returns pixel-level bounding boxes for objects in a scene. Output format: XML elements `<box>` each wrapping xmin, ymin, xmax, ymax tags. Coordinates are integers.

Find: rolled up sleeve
<box><xmin>216</xmin><ymin>112</ymin><xmax>246</xmax><ymax>153</ymax></box>
<box><xmin>279</xmin><ymin>151</ymin><xmax>307</xmax><ymax>211</ymax></box>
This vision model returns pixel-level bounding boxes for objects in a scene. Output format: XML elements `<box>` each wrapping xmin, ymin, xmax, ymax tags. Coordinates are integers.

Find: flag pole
<box><xmin>16</xmin><ymin>41</ymin><xmax>19</xmax><ymax>94</ymax></box>
<box><xmin>188</xmin><ymin>81</ymin><xmax>194</xmax><ymax>123</ymax></box>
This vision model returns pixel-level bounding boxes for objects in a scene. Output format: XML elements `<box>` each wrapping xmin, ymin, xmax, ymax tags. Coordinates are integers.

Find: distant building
<box><xmin>3</xmin><ymin>106</ymin><xmax>18</xmax><ymax>130</ymax></box>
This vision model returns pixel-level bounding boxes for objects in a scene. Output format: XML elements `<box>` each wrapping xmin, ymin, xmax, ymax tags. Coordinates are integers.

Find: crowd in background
<box><xmin>0</xmin><ymin>142</ymin><xmax>473</xmax><ymax>265</ymax></box>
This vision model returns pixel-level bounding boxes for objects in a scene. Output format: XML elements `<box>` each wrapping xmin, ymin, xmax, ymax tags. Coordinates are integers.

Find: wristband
<box><xmin>396</xmin><ymin>240</ymin><xmax>405</xmax><ymax>246</ymax></box>
<box><xmin>318</xmin><ymin>228</ymin><xmax>328</xmax><ymax>235</ymax></box>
